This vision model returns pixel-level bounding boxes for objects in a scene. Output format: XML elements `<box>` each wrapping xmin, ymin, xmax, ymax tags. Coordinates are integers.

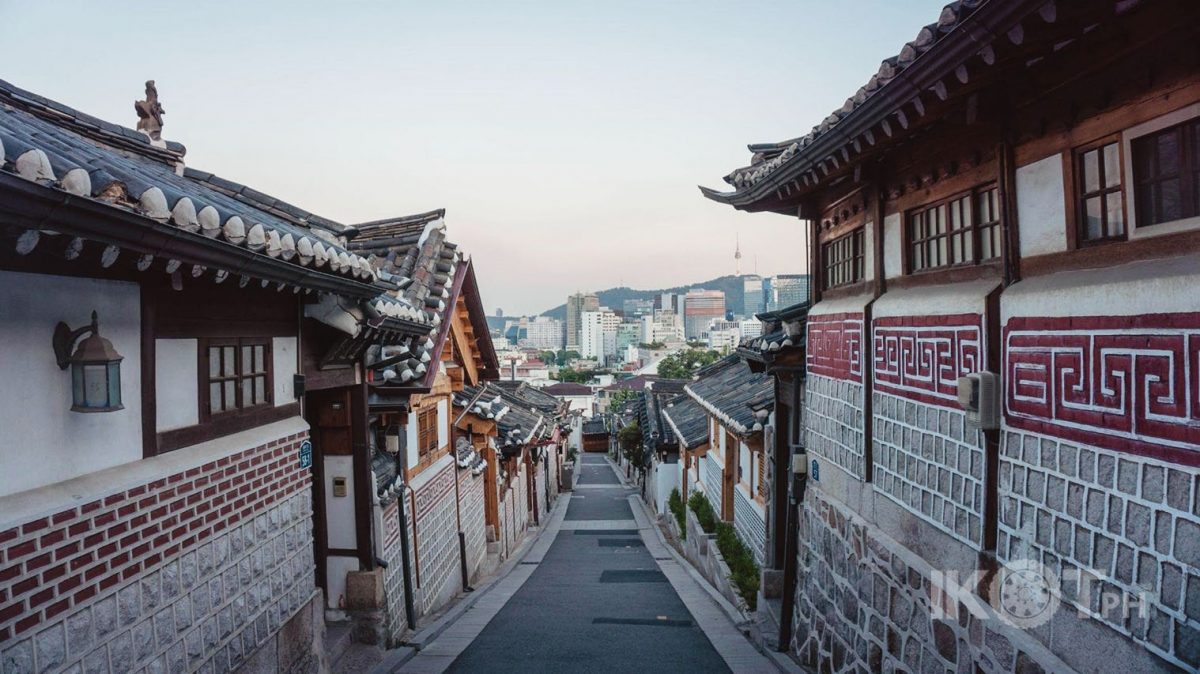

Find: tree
<box><xmin>657</xmin><ymin>348</ymin><xmax>722</xmax><ymax>380</ymax></box>
<box><xmin>608</xmin><ymin>388</ymin><xmax>639</xmax><ymax>409</ymax></box>
<box><xmin>553</xmin><ymin>367</ymin><xmax>593</xmax><ymax>383</ymax></box>
<box><xmin>554</xmin><ymin>349</ymin><xmax>582</xmax><ymax>367</ymax></box>
<box><xmin>618</xmin><ymin>421</ymin><xmax>645</xmax><ymax>468</ymax></box>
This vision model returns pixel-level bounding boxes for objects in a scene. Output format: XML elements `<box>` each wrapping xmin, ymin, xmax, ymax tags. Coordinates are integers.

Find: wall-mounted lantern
<box><xmin>53</xmin><ymin>311</ymin><xmax>123</xmax><ymax>413</ymax></box>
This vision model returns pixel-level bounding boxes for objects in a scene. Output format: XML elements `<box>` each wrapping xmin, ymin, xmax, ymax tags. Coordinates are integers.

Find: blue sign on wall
<box><xmin>810</xmin><ymin>459</ymin><xmax>820</xmax><ymax>482</ymax></box>
<box><xmin>299</xmin><ymin>440</ymin><xmax>313</xmax><ymax>469</ymax></box>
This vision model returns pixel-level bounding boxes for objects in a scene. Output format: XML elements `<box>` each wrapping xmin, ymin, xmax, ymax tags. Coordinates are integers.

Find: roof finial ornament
<box><xmin>134</xmin><ymin>80</ymin><xmax>165</xmax><ymax>143</ymax></box>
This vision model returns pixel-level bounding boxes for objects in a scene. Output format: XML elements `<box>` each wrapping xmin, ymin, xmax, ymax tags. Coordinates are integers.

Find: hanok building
<box><xmin>348</xmin><ymin>210</ymin><xmax>501</xmax><ymax>643</ymax></box>
<box><xmin>705</xmin><ymin>1</ymin><xmax>1200</xmax><ymax>671</ymax></box>
<box><xmin>634</xmin><ymin>380</ymin><xmax>688</xmax><ymax>514</ymax></box>
<box><xmin>0</xmin><ymin>79</ymin><xmax>431</xmax><ymax>672</ymax></box>
<box><xmin>681</xmin><ymin>356</ymin><xmax>774</xmax><ymax>565</ymax></box>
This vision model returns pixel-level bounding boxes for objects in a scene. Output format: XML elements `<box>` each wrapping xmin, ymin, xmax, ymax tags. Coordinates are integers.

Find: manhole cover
<box><xmin>599</xmin><ymin>570</ymin><xmax>666</xmax><ymax>583</ymax></box>
<box><xmin>592</xmin><ymin>617</ymin><xmax>692</xmax><ymax>627</ymax></box>
<box><xmin>598</xmin><ymin>538</ymin><xmax>644</xmax><ymax>547</ymax></box>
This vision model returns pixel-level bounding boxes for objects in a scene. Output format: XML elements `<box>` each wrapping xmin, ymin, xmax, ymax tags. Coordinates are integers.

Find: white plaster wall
<box><xmin>437</xmin><ymin>398</ymin><xmax>449</xmax><ymax>449</ymax></box>
<box><xmin>1001</xmin><ymin>253</ymin><xmax>1200</xmax><ymax>320</ymax></box>
<box><xmin>739</xmin><ymin>441</ymin><xmax>751</xmax><ymax>489</ymax></box>
<box><xmin>155</xmin><ymin>338</ymin><xmax>198</xmax><ymax>432</ymax></box>
<box><xmin>1016</xmin><ymin>154</ymin><xmax>1068</xmax><ymax>258</ymax></box>
<box><xmin>324</xmin><ymin>455</ymin><xmax>357</xmax><ymax>550</ymax></box>
<box><xmin>883</xmin><ymin>213</ymin><xmax>902</xmax><ymax>279</ymax></box>
<box><xmin>809</xmin><ymin>291</ymin><xmax>873</xmax><ymax>317</ymax></box>
<box><xmin>273</xmin><ymin>336</ymin><xmax>297</xmax><ymax>406</ymax></box>
<box><xmin>326</xmin><ymin>555</ymin><xmax>360</xmax><ymax>613</ymax></box>
<box><xmin>406</xmin><ymin>410</ymin><xmax>419</xmax><ymax>470</ymax></box>
<box><xmin>872</xmin><ymin>278</ymin><xmax>1000</xmax><ymax>318</ymax></box>
<box><xmin>0</xmin><ymin>271</ymin><xmax>142</xmax><ymax>497</ymax></box>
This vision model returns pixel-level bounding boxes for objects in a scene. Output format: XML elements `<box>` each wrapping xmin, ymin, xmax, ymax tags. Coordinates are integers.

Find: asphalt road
<box><xmin>444</xmin><ymin>454</ymin><xmax>731</xmax><ymax>673</ymax></box>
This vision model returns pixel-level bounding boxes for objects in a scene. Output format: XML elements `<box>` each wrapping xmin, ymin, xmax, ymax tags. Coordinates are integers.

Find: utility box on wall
<box><xmin>957</xmin><ymin>372</ymin><xmax>999</xmax><ymax>430</ymax></box>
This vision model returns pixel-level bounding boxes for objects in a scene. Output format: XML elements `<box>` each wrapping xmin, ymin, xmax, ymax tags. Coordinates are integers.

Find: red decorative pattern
<box><xmin>873</xmin><ymin>314</ymin><xmax>984</xmax><ymax>407</ymax></box>
<box><xmin>0</xmin><ymin>432</ymin><xmax>310</xmax><ymax>642</ymax></box>
<box><xmin>1005</xmin><ymin>314</ymin><xmax>1200</xmax><ymax>466</ymax></box>
<box><xmin>414</xmin><ymin>462</ymin><xmax>455</xmax><ymax>520</ymax></box>
<box><xmin>807</xmin><ymin>313</ymin><xmax>864</xmax><ymax>382</ymax></box>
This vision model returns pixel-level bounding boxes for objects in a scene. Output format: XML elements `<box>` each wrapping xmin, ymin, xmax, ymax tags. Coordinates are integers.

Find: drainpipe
<box><xmin>394</xmin><ymin>414</ymin><xmax>418</xmax><ymax>631</ymax></box>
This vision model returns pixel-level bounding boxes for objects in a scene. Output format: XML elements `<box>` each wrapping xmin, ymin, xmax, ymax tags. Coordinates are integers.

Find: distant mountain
<box><xmin>540</xmin><ymin>275</ymin><xmax>748</xmax><ymax>320</ymax></box>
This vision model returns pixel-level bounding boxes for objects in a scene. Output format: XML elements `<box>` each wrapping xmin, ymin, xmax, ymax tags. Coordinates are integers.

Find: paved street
<box><xmin>397</xmin><ymin>454</ymin><xmax>772</xmax><ymax>673</ymax></box>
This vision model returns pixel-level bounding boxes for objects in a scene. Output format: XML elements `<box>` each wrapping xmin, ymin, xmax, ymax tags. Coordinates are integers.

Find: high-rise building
<box><xmin>524</xmin><ymin>316</ymin><xmax>565</xmax><ymax>350</ymax></box>
<box><xmin>580</xmin><ymin>310</ymin><xmax>621</xmax><ymax>362</ymax></box>
<box><xmin>640</xmin><ymin>310</ymin><xmax>685</xmax><ymax>345</ymax></box>
<box><xmin>741</xmin><ymin>274</ymin><xmax>765</xmax><ymax>317</ymax></box>
<box><xmin>765</xmin><ymin>275</ymin><xmax>811</xmax><ymax>311</ymax></box>
<box><xmin>683</xmin><ymin>289</ymin><xmax>725</xmax><ymax>340</ymax></box>
<box><xmin>622</xmin><ymin>298</ymin><xmax>654</xmax><ymax>318</ymax></box>
<box><xmin>659</xmin><ymin>292</ymin><xmax>678</xmax><ymax>314</ymax></box>
<box><xmin>565</xmin><ymin>292</ymin><xmax>599</xmax><ymax>351</ymax></box>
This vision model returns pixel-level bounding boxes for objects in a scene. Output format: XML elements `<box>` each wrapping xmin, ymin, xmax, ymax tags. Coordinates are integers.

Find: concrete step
<box><xmin>332</xmin><ymin>642</ymin><xmax>384</xmax><ymax>674</ymax></box>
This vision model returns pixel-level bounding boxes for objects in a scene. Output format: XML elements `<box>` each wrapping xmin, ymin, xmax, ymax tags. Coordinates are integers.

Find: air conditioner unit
<box><xmin>957</xmin><ymin>372</ymin><xmax>999</xmax><ymax>430</ymax></box>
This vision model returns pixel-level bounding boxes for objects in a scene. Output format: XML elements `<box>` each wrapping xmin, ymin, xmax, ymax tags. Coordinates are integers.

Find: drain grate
<box><xmin>599</xmin><ymin>569</ymin><xmax>667</xmax><ymax>583</ymax></box>
<box><xmin>592</xmin><ymin>617</ymin><xmax>693</xmax><ymax>628</ymax></box>
<box><xmin>597</xmin><ymin>538</ymin><xmax>644</xmax><ymax>548</ymax></box>
<box><xmin>574</xmin><ymin>530</ymin><xmax>639</xmax><ymax>536</ymax></box>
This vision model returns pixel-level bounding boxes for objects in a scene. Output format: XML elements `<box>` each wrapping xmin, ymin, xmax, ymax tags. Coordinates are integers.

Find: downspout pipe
<box><xmin>394</xmin><ymin>413</ymin><xmax>417</xmax><ymax>630</ymax></box>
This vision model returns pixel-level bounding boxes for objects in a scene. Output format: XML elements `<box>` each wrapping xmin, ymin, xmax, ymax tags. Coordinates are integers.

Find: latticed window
<box><xmin>757</xmin><ymin>451</ymin><xmax>767</xmax><ymax>499</ymax></box>
<box><xmin>1076</xmin><ymin>140</ymin><xmax>1125</xmax><ymax>242</ymax></box>
<box><xmin>1132</xmin><ymin>118</ymin><xmax>1200</xmax><ymax>228</ymax></box>
<box><xmin>906</xmin><ymin>184</ymin><xmax>1001</xmax><ymax>272</ymax></box>
<box><xmin>203</xmin><ymin>338</ymin><xmax>271</xmax><ymax>415</ymax></box>
<box><xmin>822</xmin><ymin>228</ymin><xmax>864</xmax><ymax>289</ymax></box>
<box><xmin>418</xmin><ymin>407</ymin><xmax>439</xmax><ymax>457</ymax></box>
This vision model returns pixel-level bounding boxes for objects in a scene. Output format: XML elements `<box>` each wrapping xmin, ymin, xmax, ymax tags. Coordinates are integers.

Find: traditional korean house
<box><xmin>580</xmin><ymin>418</ymin><xmax>610</xmax><ymax>453</ymax></box>
<box><xmin>737</xmin><ymin>302</ymin><xmax>808</xmax><ymax>652</ymax></box>
<box><xmin>704</xmin><ymin>1</ymin><xmax>1200</xmax><ymax>671</ymax></box>
<box><xmin>0</xmin><ymin>79</ymin><xmax>431</xmax><ymax>673</ymax></box>
<box><xmin>635</xmin><ymin>380</ymin><xmax>688</xmax><ymax>513</ymax></box>
<box><xmin>346</xmin><ymin>210</ymin><xmax>500</xmax><ymax>642</ymax></box>
<box><xmin>682</xmin><ymin>356</ymin><xmax>774</xmax><ymax>565</ymax></box>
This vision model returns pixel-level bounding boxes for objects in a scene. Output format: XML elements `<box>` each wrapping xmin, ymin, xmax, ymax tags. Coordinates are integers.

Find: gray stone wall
<box><xmin>380</xmin><ymin>496</ymin><xmax>409</xmax><ymax>646</ymax></box>
<box><xmin>458</xmin><ymin>471</ymin><xmax>486</xmax><ymax>583</ymax></box>
<box><xmin>702</xmin><ymin>453</ymin><xmax>723</xmax><ymax>505</ymax></box>
<box><xmin>806</xmin><ymin>374</ymin><xmax>864</xmax><ymax>478</ymax></box>
<box><xmin>998</xmin><ymin>430</ymin><xmax>1200</xmax><ymax>671</ymax></box>
<box><xmin>792</xmin><ymin>487</ymin><xmax>1070</xmax><ymax>674</ymax></box>
<box><xmin>412</xmin><ymin>464</ymin><xmax>462</xmax><ymax>619</ymax></box>
<box><xmin>733</xmin><ymin>485</ymin><xmax>766</xmax><ymax>566</ymax></box>
<box><xmin>873</xmin><ymin>391</ymin><xmax>986</xmax><ymax>547</ymax></box>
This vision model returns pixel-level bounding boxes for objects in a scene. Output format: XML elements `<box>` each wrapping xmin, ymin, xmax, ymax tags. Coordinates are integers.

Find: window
<box><xmin>906</xmin><ymin>185</ymin><xmax>1001</xmax><ymax>272</ymax></box>
<box><xmin>1132</xmin><ymin>118</ymin><xmax>1200</xmax><ymax>227</ymax></box>
<box><xmin>823</xmin><ymin>228</ymin><xmax>864</xmax><ymax>289</ymax></box>
<box><xmin>1075</xmin><ymin>140</ymin><xmax>1125</xmax><ymax>243</ymax></box>
<box><xmin>203</xmin><ymin>338</ymin><xmax>271</xmax><ymax>416</ymax></box>
<box><xmin>418</xmin><ymin>407</ymin><xmax>439</xmax><ymax>458</ymax></box>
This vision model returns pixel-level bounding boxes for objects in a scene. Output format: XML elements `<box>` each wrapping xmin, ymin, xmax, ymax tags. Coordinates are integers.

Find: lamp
<box><xmin>53</xmin><ymin>311</ymin><xmax>124</xmax><ymax>413</ymax></box>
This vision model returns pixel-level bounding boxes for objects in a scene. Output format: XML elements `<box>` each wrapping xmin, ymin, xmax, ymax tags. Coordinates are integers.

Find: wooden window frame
<box><xmin>199</xmin><ymin>337</ymin><xmax>274</xmax><ymax>423</ymax></box>
<box><xmin>417</xmin><ymin>407</ymin><xmax>440</xmax><ymax>460</ymax></box>
<box><xmin>822</xmin><ymin>227</ymin><xmax>865</xmax><ymax>290</ymax></box>
<box><xmin>1070</xmin><ymin>134</ymin><xmax>1128</xmax><ymax>246</ymax></box>
<box><xmin>1130</xmin><ymin>117</ymin><xmax>1200</xmax><ymax>229</ymax></box>
<box><xmin>903</xmin><ymin>184</ymin><xmax>1001</xmax><ymax>274</ymax></box>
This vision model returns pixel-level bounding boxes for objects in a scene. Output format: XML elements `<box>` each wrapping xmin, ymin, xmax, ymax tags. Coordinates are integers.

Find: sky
<box><xmin>1</xmin><ymin>0</ymin><xmax>947</xmax><ymax>315</ymax></box>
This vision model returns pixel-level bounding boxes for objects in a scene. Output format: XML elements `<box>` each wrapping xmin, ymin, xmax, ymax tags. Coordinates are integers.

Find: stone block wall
<box><xmin>379</xmin><ymin>495</ymin><xmax>409</xmax><ymax>646</ymax></box>
<box><xmin>998</xmin><ymin>429</ymin><xmax>1200</xmax><ymax>670</ymax></box>
<box><xmin>0</xmin><ymin>430</ymin><xmax>317</xmax><ymax>674</ymax></box>
<box><xmin>873</xmin><ymin>390</ymin><xmax>986</xmax><ymax>547</ymax></box>
<box><xmin>457</xmin><ymin>471</ymin><xmax>486</xmax><ymax>583</ymax></box>
<box><xmin>410</xmin><ymin>459</ymin><xmax>460</xmax><ymax>619</ymax></box>
<box><xmin>792</xmin><ymin>488</ymin><xmax>1070</xmax><ymax>674</ymax></box>
<box><xmin>733</xmin><ymin>486</ymin><xmax>766</xmax><ymax>566</ymax></box>
<box><xmin>806</xmin><ymin>374</ymin><xmax>865</xmax><ymax>479</ymax></box>
<box><xmin>701</xmin><ymin>453</ymin><xmax>722</xmax><ymax>506</ymax></box>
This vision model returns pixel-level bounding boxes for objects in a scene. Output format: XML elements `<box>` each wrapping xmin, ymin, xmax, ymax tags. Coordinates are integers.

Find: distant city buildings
<box><xmin>765</xmin><ymin>274</ymin><xmax>810</xmax><ymax>312</ymax></box>
<box><xmin>641</xmin><ymin>309</ymin><xmax>685</xmax><ymax>345</ymax></box>
<box><xmin>580</xmin><ymin>309</ymin><xmax>621</xmax><ymax>364</ymax></box>
<box><xmin>622</xmin><ymin>298</ymin><xmax>654</xmax><ymax>317</ymax></box>
<box><xmin>683</xmin><ymin>289</ymin><xmax>725</xmax><ymax>340</ymax></box>
<box><xmin>741</xmin><ymin>274</ymin><xmax>764</xmax><ymax>317</ymax></box>
<box><xmin>566</xmin><ymin>292</ymin><xmax>599</xmax><ymax>351</ymax></box>
<box><xmin>523</xmin><ymin>315</ymin><xmax>565</xmax><ymax>350</ymax></box>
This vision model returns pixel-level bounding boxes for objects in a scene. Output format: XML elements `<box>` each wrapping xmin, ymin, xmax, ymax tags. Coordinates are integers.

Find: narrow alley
<box><xmin>393</xmin><ymin>455</ymin><xmax>773</xmax><ymax>673</ymax></box>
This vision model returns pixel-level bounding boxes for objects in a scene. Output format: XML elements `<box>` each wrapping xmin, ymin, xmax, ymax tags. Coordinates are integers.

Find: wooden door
<box><xmin>723</xmin><ymin>431</ymin><xmax>737</xmax><ymax>521</ymax></box>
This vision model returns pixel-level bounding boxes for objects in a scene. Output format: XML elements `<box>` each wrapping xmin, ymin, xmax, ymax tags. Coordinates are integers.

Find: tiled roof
<box><xmin>684</xmin><ymin>355</ymin><xmax>773</xmax><ymax>437</ymax></box>
<box><xmin>455</xmin><ymin>383</ymin><xmax>545</xmax><ymax>446</ymax></box>
<box><xmin>0</xmin><ymin>78</ymin><xmax>385</xmax><ymax>290</ymax></box>
<box><xmin>661</xmin><ymin>395</ymin><xmax>708</xmax><ymax>450</ymax></box>
<box><xmin>543</xmin><ymin>382</ymin><xmax>593</xmax><ymax>396</ymax></box>
<box><xmin>741</xmin><ymin>301</ymin><xmax>809</xmax><ymax>356</ymax></box>
<box><xmin>582</xmin><ymin>418</ymin><xmax>608</xmax><ymax>435</ymax></box>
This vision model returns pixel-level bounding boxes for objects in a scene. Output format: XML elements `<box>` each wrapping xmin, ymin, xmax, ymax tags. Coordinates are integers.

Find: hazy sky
<box><xmin>2</xmin><ymin>0</ymin><xmax>945</xmax><ymax>315</ymax></box>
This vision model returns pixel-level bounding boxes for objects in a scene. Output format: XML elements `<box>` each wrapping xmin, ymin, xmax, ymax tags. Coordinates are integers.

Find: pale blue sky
<box><xmin>2</xmin><ymin>0</ymin><xmax>946</xmax><ymax>314</ymax></box>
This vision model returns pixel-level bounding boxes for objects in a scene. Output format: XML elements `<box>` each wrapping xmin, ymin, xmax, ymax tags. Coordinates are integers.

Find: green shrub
<box><xmin>687</xmin><ymin>491</ymin><xmax>717</xmax><ymax>533</ymax></box>
<box><xmin>668</xmin><ymin>489</ymin><xmax>686</xmax><ymax>539</ymax></box>
<box><xmin>714</xmin><ymin>522</ymin><xmax>760</xmax><ymax>610</ymax></box>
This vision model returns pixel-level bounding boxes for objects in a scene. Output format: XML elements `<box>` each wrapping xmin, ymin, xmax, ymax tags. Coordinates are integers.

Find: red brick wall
<box><xmin>0</xmin><ymin>432</ymin><xmax>310</xmax><ymax>644</ymax></box>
